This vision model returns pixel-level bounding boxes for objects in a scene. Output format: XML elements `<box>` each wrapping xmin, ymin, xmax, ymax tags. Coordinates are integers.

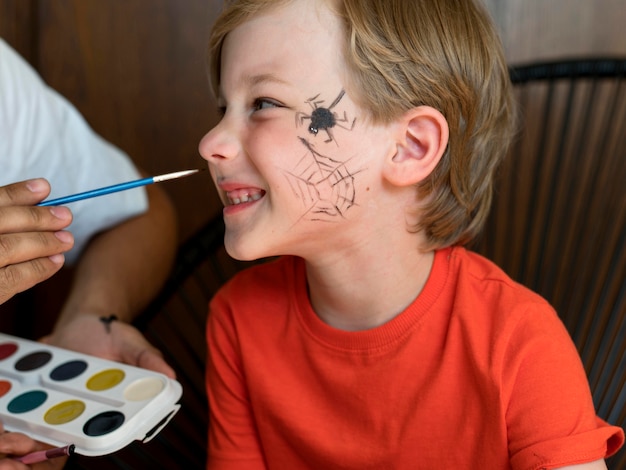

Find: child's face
<box><xmin>200</xmin><ymin>0</ymin><xmax>395</xmax><ymax>261</ymax></box>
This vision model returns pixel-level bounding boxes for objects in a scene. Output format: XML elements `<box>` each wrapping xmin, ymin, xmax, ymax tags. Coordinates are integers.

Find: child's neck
<box><xmin>304</xmin><ymin>245</ymin><xmax>435</xmax><ymax>332</ymax></box>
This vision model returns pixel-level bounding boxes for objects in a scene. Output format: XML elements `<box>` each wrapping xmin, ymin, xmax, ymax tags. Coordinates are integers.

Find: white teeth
<box><xmin>228</xmin><ymin>192</ymin><xmax>263</xmax><ymax>205</ymax></box>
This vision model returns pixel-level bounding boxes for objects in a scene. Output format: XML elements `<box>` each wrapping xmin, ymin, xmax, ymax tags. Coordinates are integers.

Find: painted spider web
<box><xmin>284</xmin><ymin>137</ymin><xmax>361</xmax><ymax>221</ymax></box>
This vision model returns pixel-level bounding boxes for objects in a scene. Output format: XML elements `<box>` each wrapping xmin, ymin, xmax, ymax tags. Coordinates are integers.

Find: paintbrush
<box><xmin>37</xmin><ymin>169</ymin><xmax>203</xmax><ymax>206</ymax></box>
<box><xmin>14</xmin><ymin>444</ymin><xmax>75</xmax><ymax>464</ymax></box>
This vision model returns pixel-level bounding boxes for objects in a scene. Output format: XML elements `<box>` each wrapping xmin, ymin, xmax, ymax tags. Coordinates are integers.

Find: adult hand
<box><xmin>0</xmin><ymin>179</ymin><xmax>74</xmax><ymax>305</ymax></box>
<box><xmin>41</xmin><ymin>315</ymin><xmax>176</xmax><ymax>379</ymax></box>
<box><xmin>0</xmin><ymin>422</ymin><xmax>67</xmax><ymax>470</ymax></box>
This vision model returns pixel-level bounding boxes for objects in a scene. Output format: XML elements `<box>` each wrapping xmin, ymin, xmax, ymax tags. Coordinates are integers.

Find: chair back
<box><xmin>473</xmin><ymin>58</ymin><xmax>626</xmax><ymax>468</ymax></box>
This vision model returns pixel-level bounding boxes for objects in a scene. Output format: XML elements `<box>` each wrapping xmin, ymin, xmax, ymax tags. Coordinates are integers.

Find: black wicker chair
<box><xmin>67</xmin><ymin>58</ymin><xmax>626</xmax><ymax>469</ymax></box>
<box><xmin>474</xmin><ymin>58</ymin><xmax>626</xmax><ymax>468</ymax></box>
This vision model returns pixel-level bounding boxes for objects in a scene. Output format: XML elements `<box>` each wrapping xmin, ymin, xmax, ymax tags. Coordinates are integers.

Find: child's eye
<box><xmin>252</xmin><ymin>98</ymin><xmax>282</xmax><ymax>112</ymax></box>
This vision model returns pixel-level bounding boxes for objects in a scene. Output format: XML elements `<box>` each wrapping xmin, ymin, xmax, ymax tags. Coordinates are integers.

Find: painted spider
<box><xmin>295</xmin><ymin>90</ymin><xmax>356</xmax><ymax>144</ymax></box>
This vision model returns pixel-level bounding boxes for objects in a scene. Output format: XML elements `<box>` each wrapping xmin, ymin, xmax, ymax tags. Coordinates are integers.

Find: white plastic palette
<box><xmin>0</xmin><ymin>333</ymin><xmax>182</xmax><ymax>456</ymax></box>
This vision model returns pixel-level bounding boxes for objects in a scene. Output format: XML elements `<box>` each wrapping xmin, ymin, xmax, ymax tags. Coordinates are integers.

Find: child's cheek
<box><xmin>280</xmin><ymin>123</ymin><xmax>364</xmax><ymax>222</ymax></box>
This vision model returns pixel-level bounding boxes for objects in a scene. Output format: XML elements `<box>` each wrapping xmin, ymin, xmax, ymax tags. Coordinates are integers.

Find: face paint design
<box><xmin>295</xmin><ymin>90</ymin><xmax>356</xmax><ymax>144</ymax></box>
<box><xmin>286</xmin><ymin>89</ymin><xmax>363</xmax><ymax>222</ymax></box>
<box><xmin>283</xmin><ymin>136</ymin><xmax>364</xmax><ymax>222</ymax></box>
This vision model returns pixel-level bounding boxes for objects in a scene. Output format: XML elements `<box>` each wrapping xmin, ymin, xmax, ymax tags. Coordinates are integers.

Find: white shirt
<box><xmin>0</xmin><ymin>38</ymin><xmax>148</xmax><ymax>264</ymax></box>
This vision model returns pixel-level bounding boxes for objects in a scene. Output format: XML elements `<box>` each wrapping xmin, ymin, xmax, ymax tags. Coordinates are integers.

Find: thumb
<box><xmin>136</xmin><ymin>349</ymin><xmax>177</xmax><ymax>379</ymax></box>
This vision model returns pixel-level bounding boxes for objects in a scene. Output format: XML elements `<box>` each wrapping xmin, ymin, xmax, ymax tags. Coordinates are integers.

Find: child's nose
<box><xmin>198</xmin><ymin>121</ymin><xmax>239</xmax><ymax>163</ymax></box>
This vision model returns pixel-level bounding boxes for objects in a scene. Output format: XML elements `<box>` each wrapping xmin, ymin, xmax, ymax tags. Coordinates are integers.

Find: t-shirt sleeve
<box><xmin>0</xmin><ymin>38</ymin><xmax>147</xmax><ymax>264</ymax></box>
<box><xmin>502</xmin><ymin>303</ymin><xmax>624</xmax><ymax>470</ymax></box>
<box><xmin>206</xmin><ymin>284</ymin><xmax>267</xmax><ymax>470</ymax></box>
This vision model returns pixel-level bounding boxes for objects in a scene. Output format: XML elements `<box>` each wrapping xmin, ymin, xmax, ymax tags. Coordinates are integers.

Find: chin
<box><xmin>224</xmin><ymin>238</ymin><xmax>269</xmax><ymax>262</ymax></box>
<box><xmin>224</xmin><ymin>244</ymin><xmax>253</xmax><ymax>262</ymax></box>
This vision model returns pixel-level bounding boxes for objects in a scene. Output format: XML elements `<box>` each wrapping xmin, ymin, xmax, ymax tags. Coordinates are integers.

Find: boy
<box><xmin>199</xmin><ymin>0</ymin><xmax>624</xmax><ymax>468</ymax></box>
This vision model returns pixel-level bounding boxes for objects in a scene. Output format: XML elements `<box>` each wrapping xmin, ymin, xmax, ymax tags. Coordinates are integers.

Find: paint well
<box><xmin>50</xmin><ymin>360</ymin><xmax>88</xmax><ymax>381</ymax></box>
<box><xmin>0</xmin><ymin>342</ymin><xmax>18</xmax><ymax>360</ymax></box>
<box><xmin>124</xmin><ymin>377</ymin><xmax>164</xmax><ymax>401</ymax></box>
<box><xmin>0</xmin><ymin>380</ymin><xmax>11</xmax><ymax>398</ymax></box>
<box><xmin>83</xmin><ymin>411</ymin><xmax>125</xmax><ymax>436</ymax></box>
<box><xmin>44</xmin><ymin>400</ymin><xmax>86</xmax><ymax>425</ymax></box>
<box><xmin>86</xmin><ymin>369</ymin><xmax>125</xmax><ymax>391</ymax></box>
<box><xmin>7</xmin><ymin>390</ymin><xmax>47</xmax><ymax>413</ymax></box>
<box><xmin>14</xmin><ymin>351</ymin><xmax>52</xmax><ymax>372</ymax></box>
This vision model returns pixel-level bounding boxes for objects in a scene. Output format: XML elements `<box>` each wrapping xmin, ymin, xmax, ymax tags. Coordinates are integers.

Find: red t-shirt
<box><xmin>206</xmin><ymin>247</ymin><xmax>624</xmax><ymax>469</ymax></box>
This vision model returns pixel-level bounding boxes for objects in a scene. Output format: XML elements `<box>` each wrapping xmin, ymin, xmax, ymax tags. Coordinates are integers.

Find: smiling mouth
<box><xmin>225</xmin><ymin>189</ymin><xmax>265</xmax><ymax>206</ymax></box>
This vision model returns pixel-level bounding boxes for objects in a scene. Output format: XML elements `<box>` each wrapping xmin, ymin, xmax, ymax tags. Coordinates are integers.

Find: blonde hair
<box><xmin>209</xmin><ymin>0</ymin><xmax>516</xmax><ymax>249</ymax></box>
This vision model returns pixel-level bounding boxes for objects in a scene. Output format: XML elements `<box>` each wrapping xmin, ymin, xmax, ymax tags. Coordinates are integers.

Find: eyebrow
<box><xmin>243</xmin><ymin>73</ymin><xmax>290</xmax><ymax>88</ymax></box>
<box><xmin>217</xmin><ymin>73</ymin><xmax>291</xmax><ymax>104</ymax></box>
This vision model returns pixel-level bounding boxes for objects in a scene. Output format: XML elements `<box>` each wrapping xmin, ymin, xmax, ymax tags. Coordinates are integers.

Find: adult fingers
<box><xmin>0</xmin><ymin>230</ymin><xmax>74</xmax><ymax>267</ymax></box>
<box><xmin>0</xmin><ymin>180</ymin><xmax>72</xmax><ymax>236</ymax></box>
<box><xmin>0</xmin><ymin>179</ymin><xmax>51</xmax><ymax>207</ymax></box>
<box><xmin>135</xmin><ymin>348</ymin><xmax>176</xmax><ymax>379</ymax></box>
<box><xmin>114</xmin><ymin>324</ymin><xmax>176</xmax><ymax>378</ymax></box>
<box><xmin>0</xmin><ymin>431</ymin><xmax>39</xmax><ymax>458</ymax></box>
<box><xmin>0</xmin><ymin>206</ymin><xmax>72</xmax><ymax>235</ymax></box>
<box><xmin>0</xmin><ymin>255</ymin><xmax>66</xmax><ymax>305</ymax></box>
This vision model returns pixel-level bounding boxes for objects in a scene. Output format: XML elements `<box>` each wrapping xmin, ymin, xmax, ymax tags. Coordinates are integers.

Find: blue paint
<box><xmin>8</xmin><ymin>390</ymin><xmax>48</xmax><ymax>413</ymax></box>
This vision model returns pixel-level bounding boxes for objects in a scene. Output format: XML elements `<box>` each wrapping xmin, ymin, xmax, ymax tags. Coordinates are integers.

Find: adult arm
<box><xmin>1</xmin><ymin>38</ymin><xmax>178</xmax><ymax>376</ymax></box>
<box><xmin>41</xmin><ymin>179</ymin><xmax>178</xmax><ymax>378</ymax></box>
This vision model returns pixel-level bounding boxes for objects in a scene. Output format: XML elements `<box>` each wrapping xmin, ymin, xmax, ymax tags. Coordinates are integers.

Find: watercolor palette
<box><xmin>0</xmin><ymin>333</ymin><xmax>182</xmax><ymax>456</ymax></box>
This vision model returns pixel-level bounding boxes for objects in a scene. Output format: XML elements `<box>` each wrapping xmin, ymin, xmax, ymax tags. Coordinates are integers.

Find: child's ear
<box><xmin>383</xmin><ymin>106</ymin><xmax>449</xmax><ymax>187</ymax></box>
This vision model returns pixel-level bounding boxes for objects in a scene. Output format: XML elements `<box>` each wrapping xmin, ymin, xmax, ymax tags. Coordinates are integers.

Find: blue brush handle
<box><xmin>37</xmin><ymin>177</ymin><xmax>154</xmax><ymax>207</ymax></box>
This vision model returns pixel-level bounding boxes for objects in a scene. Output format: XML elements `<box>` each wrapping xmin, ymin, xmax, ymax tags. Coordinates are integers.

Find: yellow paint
<box><xmin>44</xmin><ymin>400</ymin><xmax>86</xmax><ymax>425</ymax></box>
<box><xmin>86</xmin><ymin>369</ymin><xmax>125</xmax><ymax>391</ymax></box>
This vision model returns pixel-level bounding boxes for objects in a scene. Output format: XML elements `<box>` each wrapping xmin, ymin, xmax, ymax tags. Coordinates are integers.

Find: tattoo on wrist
<box><xmin>99</xmin><ymin>315</ymin><xmax>118</xmax><ymax>333</ymax></box>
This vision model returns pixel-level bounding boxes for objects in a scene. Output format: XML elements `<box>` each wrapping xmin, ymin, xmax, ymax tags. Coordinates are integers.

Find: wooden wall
<box><xmin>483</xmin><ymin>0</ymin><xmax>626</xmax><ymax>63</ymax></box>
<box><xmin>1</xmin><ymin>0</ymin><xmax>224</xmax><ymax>244</ymax></box>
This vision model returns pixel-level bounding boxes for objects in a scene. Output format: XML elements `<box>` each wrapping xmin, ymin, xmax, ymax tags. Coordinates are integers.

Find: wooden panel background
<box><xmin>484</xmin><ymin>0</ymin><xmax>626</xmax><ymax>63</ymax></box>
<box><xmin>1</xmin><ymin>0</ymin><xmax>223</xmax><ymax>244</ymax></box>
